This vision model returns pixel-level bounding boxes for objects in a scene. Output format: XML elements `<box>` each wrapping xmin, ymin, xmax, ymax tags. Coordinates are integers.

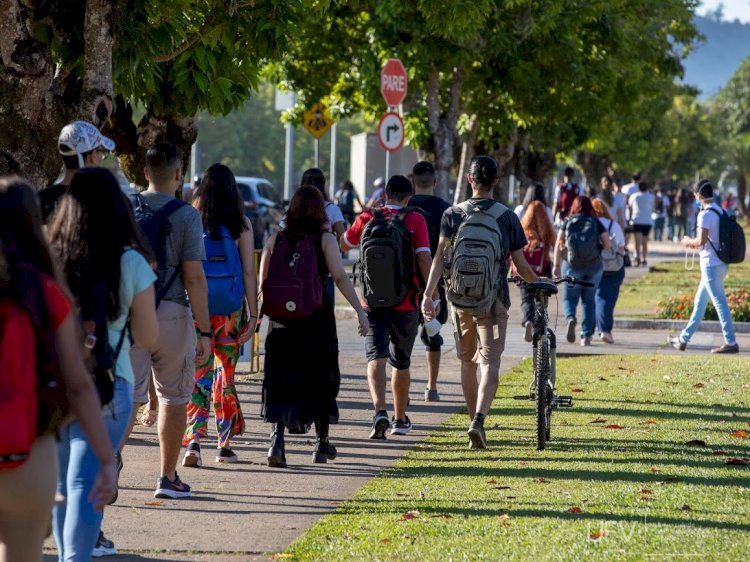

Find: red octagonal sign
<box><xmin>381</xmin><ymin>58</ymin><xmax>407</xmax><ymax>107</ymax></box>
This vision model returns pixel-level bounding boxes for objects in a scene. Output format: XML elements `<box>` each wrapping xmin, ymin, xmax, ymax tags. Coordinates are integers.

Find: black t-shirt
<box><xmin>441</xmin><ymin>198</ymin><xmax>527</xmax><ymax>308</ymax></box>
<box><xmin>39</xmin><ymin>183</ymin><xmax>68</xmax><ymax>223</ymax></box>
<box><xmin>409</xmin><ymin>194</ymin><xmax>450</xmax><ymax>255</ymax></box>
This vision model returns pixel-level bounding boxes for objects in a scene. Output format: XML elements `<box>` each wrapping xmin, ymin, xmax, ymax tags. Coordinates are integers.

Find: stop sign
<box><xmin>381</xmin><ymin>58</ymin><xmax>407</xmax><ymax>106</ymax></box>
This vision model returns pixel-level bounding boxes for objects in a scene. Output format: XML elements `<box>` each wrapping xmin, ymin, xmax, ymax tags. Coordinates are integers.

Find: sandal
<box><xmin>140</xmin><ymin>408</ymin><xmax>158</xmax><ymax>427</ymax></box>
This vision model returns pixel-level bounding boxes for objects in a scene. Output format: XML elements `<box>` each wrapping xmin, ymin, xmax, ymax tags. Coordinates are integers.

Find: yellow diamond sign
<box><xmin>303</xmin><ymin>103</ymin><xmax>334</xmax><ymax>139</ymax></box>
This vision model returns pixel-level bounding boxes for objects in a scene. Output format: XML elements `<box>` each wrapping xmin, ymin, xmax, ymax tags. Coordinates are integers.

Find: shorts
<box><xmin>130</xmin><ymin>300</ymin><xmax>197</xmax><ymax>406</ymax></box>
<box><xmin>632</xmin><ymin>224</ymin><xmax>652</xmax><ymax>236</ymax></box>
<box><xmin>418</xmin><ymin>285</ymin><xmax>448</xmax><ymax>352</ymax></box>
<box><xmin>452</xmin><ymin>299</ymin><xmax>509</xmax><ymax>371</ymax></box>
<box><xmin>365</xmin><ymin>309</ymin><xmax>419</xmax><ymax>370</ymax></box>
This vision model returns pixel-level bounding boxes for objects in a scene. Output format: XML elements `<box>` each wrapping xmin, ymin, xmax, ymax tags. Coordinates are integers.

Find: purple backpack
<box><xmin>261</xmin><ymin>232</ymin><xmax>323</xmax><ymax>320</ymax></box>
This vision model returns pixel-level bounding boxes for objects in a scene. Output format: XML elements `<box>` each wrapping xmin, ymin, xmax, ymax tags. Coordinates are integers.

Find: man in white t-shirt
<box><xmin>668</xmin><ymin>180</ymin><xmax>739</xmax><ymax>354</ymax></box>
<box><xmin>622</xmin><ymin>172</ymin><xmax>641</xmax><ymax>198</ymax></box>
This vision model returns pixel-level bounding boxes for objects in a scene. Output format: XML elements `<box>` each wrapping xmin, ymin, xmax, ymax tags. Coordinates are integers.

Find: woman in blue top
<box><xmin>48</xmin><ymin>168</ymin><xmax>159</xmax><ymax>560</ymax></box>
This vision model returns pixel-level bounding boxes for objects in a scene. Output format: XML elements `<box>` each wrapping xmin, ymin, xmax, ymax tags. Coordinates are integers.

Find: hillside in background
<box><xmin>682</xmin><ymin>15</ymin><xmax>750</xmax><ymax>98</ymax></box>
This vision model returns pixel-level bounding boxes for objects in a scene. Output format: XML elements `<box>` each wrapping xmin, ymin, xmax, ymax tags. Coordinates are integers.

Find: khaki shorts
<box><xmin>130</xmin><ymin>300</ymin><xmax>196</xmax><ymax>406</ymax></box>
<box><xmin>452</xmin><ymin>299</ymin><xmax>509</xmax><ymax>371</ymax></box>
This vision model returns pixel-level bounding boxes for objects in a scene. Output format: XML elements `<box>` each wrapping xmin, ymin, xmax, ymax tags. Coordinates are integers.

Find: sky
<box><xmin>698</xmin><ymin>0</ymin><xmax>750</xmax><ymax>22</ymax></box>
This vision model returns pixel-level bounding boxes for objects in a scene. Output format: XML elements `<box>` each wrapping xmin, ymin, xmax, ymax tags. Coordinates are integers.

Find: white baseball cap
<box><xmin>58</xmin><ymin>121</ymin><xmax>115</xmax><ymax>167</ymax></box>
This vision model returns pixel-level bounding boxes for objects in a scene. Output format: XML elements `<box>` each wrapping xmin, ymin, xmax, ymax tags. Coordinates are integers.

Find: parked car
<box><xmin>235</xmin><ymin>176</ymin><xmax>282</xmax><ymax>248</ymax></box>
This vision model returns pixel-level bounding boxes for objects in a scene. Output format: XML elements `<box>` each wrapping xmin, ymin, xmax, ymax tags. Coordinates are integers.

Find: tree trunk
<box><xmin>426</xmin><ymin>66</ymin><xmax>463</xmax><ymax>202</ymax></box>
<box><xmin>575</xmin><ymin>151</ymin><xmax>612</xmax><ymax>189</ymax></box>
<box><xmin>454</xmin><ymin>113</ymin><xmax>478</xmax><ymax>205</ymax></box>
<box><xmin>737</xmin><ymin>168</ymin><xmax>748</xmax><ymax>219</ymax></box>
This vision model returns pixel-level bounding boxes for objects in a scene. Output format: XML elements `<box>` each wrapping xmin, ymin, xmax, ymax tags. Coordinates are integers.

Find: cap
<box><xmin>58</xmin><ymin>121</ymin><xmax>115</xmax><ymax>167</ymax></box>
<box><xmin>373</xmin><ymin>176</ymin><xmax>385</xmax><ymax>188</ymax></box>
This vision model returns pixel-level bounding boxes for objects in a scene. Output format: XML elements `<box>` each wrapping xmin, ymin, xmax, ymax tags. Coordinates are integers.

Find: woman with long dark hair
<box><xmin>48</xmin><ymin>167</ymin><xmax>159</xmax><ymax>559</ymax></box>
<box><xmin>553</xmin><ymin>195</ymin><xmax>611</xmax><ymax>346</ymax></box>
<box><xmin>0</xmin><ymin>177</ymin><xmax>118</xmax><ymax>562</ymax></box>
<box><xmin>181</xmin><ymin>163</ymin><xmax>258</xmax><ymax>466</ymax></box>
<box><xmin>259</xmin><ymin>185</ymin><xmax>367</xmax><ymax>467</ymax></box>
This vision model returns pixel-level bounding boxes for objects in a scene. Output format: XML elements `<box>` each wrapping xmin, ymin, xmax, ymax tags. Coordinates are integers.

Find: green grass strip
<box><xmin>284</xmin><ymin>355</ymin><xmax>750</xmax><ymax>562</ymax></box>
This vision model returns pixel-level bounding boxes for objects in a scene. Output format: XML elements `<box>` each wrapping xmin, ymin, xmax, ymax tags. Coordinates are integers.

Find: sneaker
<box><xmin>468</xmin><ymin>420</ymin><xmax>487</xmax><ymax>449</ymax></box>
<box><xmin>154</xmin><ymin>472</ymin><xmax>191</xmax><ymax>499</ymax></box>
<box><xmin>215</xmin><ymin>447</ymin><xmax>238</xmax><ymax>463</ymax></box>
<box><xmin>424</xmin><ymin>388</ymin><xmax>440</xmax><ymax>402</ymax></box>
<box><xmin>711</xmin><ymin>343</ymin><xmax>739</xmax><ymax>354</ymax></box>
<box><xmin>182</xmin><ymin>441</ymin><xmax>202</xmax><ymax>468</ymax></box>
<box><xmin>667</xmin><ymin>335</ymin><xmax>686</xmax><ymax>351</ymax></box>
<box><xmin>390</xmin><ymin>416</ymin><xmax>413</xmax><ymax>436</ymax></box>
<box><xmin>92</xmin><ymin>531</ymin><xmax>116</xmax><ymax>557</ymax></box>
<box><xmin>601</xmin><ymin>332</ymin><xmax>614</xmax><ymax>344</ymax></box>
<box><xmin>108</xmin><ymin>451</ymin><xmax>123</xmax><ymax>505</ymax></box>
<box><xmin>566</xmin><ymin>318</ymin><xmax>577</xmax><ymax>343</ymax></box>
<box><xmin>368</xmin><ymin>411</ymin><xmax>390</xmax><ymax>440</ymax></box>
<box><xmin>581</xmin><ymin>336</ymin><xmax>591</xmax><ymax>347</ymax></box>
<box><xmin>524</xmin><ymin>321</ymin><xmax>533</xmax><ymax>343</ymax></box>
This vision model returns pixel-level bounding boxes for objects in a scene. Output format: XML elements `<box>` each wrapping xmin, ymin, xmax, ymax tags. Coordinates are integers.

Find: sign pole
<box><xmin>385</xmin><ymin>151</ymin><xmax>390</xmax><ymax>182</ymax></box>
<box><xmin>283</xmin><ymin>122</ymin><xmax>294</xmax><ymax>201</ymax></box>
<box><xmin>314</xmin><ymin>138</ymin><xmax>319</xmax><ymax>168</ymax></box>
<box><xmin>329</xmin><ymin>123</ymin><xmax>337</xmax><ymax>200</ymax></box>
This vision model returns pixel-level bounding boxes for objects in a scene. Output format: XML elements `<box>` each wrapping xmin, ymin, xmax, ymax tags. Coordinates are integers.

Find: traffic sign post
<box><xmin>303</xmin><ymin>102</ymin><xmax>334</xmax><ymax>139</ymax></box>
<box><xmin>377</xmin><ymin>112</ymin><xmax>405</xmax><ymax>152</ymax></box>
<box><xmin>381</xmin><ymin>58</ymin><xmax>407</xmax><ymax>107</ymax></box>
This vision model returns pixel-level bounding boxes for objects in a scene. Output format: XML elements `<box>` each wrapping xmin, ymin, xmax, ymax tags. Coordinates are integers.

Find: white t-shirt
<box><xmin>280</xmin><ymin>201</ymin><xmax>344</xmax><ymax>232</ymax></box>
<box><xmin>629</xmin><ymin>191</ymin><xmax>654</xmax><ymax>225</ymax></box>
<box><xmin>611</xmin><ymin>192</ymin><xmax>627</xmax><ymax>223</ymax></box>
<box><xmin>598</xmin><ymin>217</ymin><xmax>625</xmax><ymax>249</ymax></box>
<box><xmin>514</xmin><ymin>204</ymin><xmax>555</xmax><ymax>225</ymax></box>
<box><xmin>697</xmin><ymin>202</ymin><xmax>723</xmax><ymax>267</ymax></box>
<box><xmin>622</xmin><ymin>182</ymin><xmax>640</xmax><ymax>197</ymax></box>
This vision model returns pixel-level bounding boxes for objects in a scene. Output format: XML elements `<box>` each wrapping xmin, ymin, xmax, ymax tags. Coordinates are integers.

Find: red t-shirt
<box><xmin>343</xmin><ymin>206</ymin><xmax>431</xmax><ymax>312</ymax></box>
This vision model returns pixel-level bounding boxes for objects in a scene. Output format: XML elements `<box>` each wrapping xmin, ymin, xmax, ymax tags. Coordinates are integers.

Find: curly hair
<box><xmin>521</xmin><ymin>201</ymin><xmax>555</xmax><ymax>251</ymax></box>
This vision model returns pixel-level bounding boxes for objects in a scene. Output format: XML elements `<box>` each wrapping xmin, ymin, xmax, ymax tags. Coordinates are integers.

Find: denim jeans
<box><xmin>53</xmin><ymin>378</ymin><xmax>133</xmax><ymax>561</ymax></box>
<box><xmin>595</xmin><ymin>266</ymin><xmax>626</xmax><ymax>333</ymax></box>
<box><xmin>679</xmin><ymin>262</ymin><xmax>737</xmax><ymax>345</ymax></box>
<box><xmin>562</xmin><ymin>261</ymin><xmax>604</xmax><ymax>338</ymax></box>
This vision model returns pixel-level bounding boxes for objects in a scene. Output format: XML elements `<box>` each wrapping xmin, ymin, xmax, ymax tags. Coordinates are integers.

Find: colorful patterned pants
<box><xmin>183</xmin><ymin>311</ymin><xmax>246</xmax><ymax>447</ymax></box>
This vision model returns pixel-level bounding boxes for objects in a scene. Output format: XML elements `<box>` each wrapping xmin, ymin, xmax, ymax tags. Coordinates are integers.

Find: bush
<box><xmin>656</xmin><ymin>287</ymin><xmax>750</xmax><ymax>322</ymax></box>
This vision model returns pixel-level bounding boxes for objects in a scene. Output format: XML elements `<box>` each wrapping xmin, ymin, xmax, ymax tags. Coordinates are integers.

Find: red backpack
<box><xmin>0</xmin><ymin>301</ymin><xmax>39</xmax><ymax>468</ymax></box>
<box><xmin>261</xmin><ymin>232</ymin><xmax>324</xmax><ymax>320</ymax></box>
<box><xmin>558</xmin><ymin>183</ymin><xmax>580</xmax><ymax>219</ymax></box>
<box><xmin>523</xmin><ymin>244</ymin><xmax>549</xmax><ymax>275</ymax></box>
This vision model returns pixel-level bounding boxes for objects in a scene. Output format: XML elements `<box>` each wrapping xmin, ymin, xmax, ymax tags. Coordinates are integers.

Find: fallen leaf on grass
<box><xmin>606</xmin><ymin>424</ymin><xmax>624</xmax><ymax>430</ymax></box>
<box><xmin>686</xmin><ymin>439</ymin><xmax>707</xmax><ymax>447</ymax></box>
<box><xmin>743</xmin><ymin>384</ymin><xmax>750</xmax><ymax>389</ymax></box>
<box><xmin>144</xmin><ymin>500</ymin><xmax>164</xmax><ymax>507</ymax></box>
<box><xmin>535</xmin><ymin>477</ymin><xmax>549</xmax><ymax>483</ymax></box>
<box><xmin>571</xmin><ymin>388</ymin><xmax>585</xmax><ymax>393</ymax></box>
<box><xmin>641</xmin><ymin>489</ymin><xmax>654</xmax><ymax>495</ymax></box>
<box><xmin>712</xmin><ymin>450</ymin><xmax>728</xmax><ymax>456</ymax></box>
<box><xmin>681</xmin><ymin>504</ymin><xmax>692</xmax><ymax>511</ymax></box>
<box><xmin>640</xmin><ymin>496</ymin><xmax>653</xmax><ymax>501</ymax></box>
<box><xmin>725</xmin><ymin>458</ymin><xmax>750</xmax><ymax>466</ymax></box>
<box><xmin>395</xmin><ymin>493</ymin><xmax>409</xmax><ymax>497</ymax></box>
<box><xmin>663</xmin><ymin>375</ymin><xmax>670</xmax><ymax>380</ymax></box>
<box><xmin>589</xmin><ymin>418</ymin><xmax>607</xmax><ymax>424</ymax></box>
<box><xmin>402</xmin><ymin>510</ymin><xmax>420</xmax><ymax>520</ymax></box>
<box><xmin>506</xmin><ymin>496</ymin><xmax>517</xmax><ymax>499</ymax></box>
<box><xmin>599</xmin><ymin>376</ymin><xmax>608</xmax><ymax>381</ymax></box>
<box><xmin>650</xmin><ymin>467</ymin><xmax>661</xmax><ymax>474</ymax></box>
<box><xmin>493</xmin><ymin>486</ymin><xmax>511</xmax><ymax>490</ymax></box>
<box><xmin>589</xmin><ymin>531</ymin><xmax>608</xmax><ymax>540</ymax></box>
<box><xmin>639</xmin><ymin>420</ymin><xmax>657</xmax><ymax>425</ymax></box>
<box><xmin>380</xmin><ymin>538</ymin><xmax>391</xmax><ymax>544</ymax></box>
<box><xmin>567</xmin><ymin>506</ymin><xmax>582</xmax><ymax>513</ymax></box>
<box><xmin>730</xmin><ymin>430</ymin><xmax>748</xmax><ymax>439</ymax></box>
<box><xmin>581</xmin><ymin>499</ymin><xmax>589</xmax><ymax>503</ymax></box>
<box><xmin>497</xmin><ymin>513</ymin><xmax>511</xmax><ymax>520</ymax></box>
<box><xmin>486</xmin><ymin>479</ymin><xmax>497</xmax><ymax>484</ymax></box>
<box><xmin>693</xmin><ymin>383</ymin><xmax>705</xmax><ymax>389</ymax></box>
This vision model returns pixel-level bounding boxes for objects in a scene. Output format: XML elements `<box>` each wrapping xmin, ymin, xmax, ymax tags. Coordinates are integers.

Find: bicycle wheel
<box><xmin>534</xmin><ymin>339</ymin><xmax>550</xmax><ymax>450</ymax></box>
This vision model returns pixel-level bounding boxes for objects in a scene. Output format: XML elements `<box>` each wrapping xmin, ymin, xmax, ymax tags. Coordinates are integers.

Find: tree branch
<box><xmin>426</xmin><ymin>67</ymin><xmax>440</xmax><ymax>133</ymax></box>
<box><xmin>154</xmin><ymin>10</ymin><xmax>218</xmax><ymax>63</ymax></box>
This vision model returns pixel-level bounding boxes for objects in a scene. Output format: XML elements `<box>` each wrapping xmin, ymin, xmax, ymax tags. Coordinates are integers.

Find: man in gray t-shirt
<box><xmin>128</xmin><ymin>143</ymin><xmax>211</xmax><ymax>500</ymax></box>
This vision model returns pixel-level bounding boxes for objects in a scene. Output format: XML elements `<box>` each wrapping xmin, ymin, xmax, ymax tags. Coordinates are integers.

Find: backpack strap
<box><xmin>704</xmin><ymin>206</ymin><xmax>725</xmax><ymax>255</ymax></box>
<box><xmin>153</xmin><ymin>199</ymin><xmax>188</xmax><ymax>306</ymax></box>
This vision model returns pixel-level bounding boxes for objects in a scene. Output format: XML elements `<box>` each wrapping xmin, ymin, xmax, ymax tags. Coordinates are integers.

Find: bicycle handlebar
<box><xmin>509</xmin><ymin>275</ymin><xmax>594</xmax><ymax>288</ymax></box>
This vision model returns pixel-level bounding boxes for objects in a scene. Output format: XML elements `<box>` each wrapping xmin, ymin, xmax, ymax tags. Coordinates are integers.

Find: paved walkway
<box><xmin>44</xmin><ymin>242</ymin><xmax>748</xmax><ymax>560</ymax></box>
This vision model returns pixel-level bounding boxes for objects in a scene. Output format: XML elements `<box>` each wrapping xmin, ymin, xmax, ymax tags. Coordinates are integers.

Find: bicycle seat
<box><xmin>528</xmin><ymin>280</ymin><xmax>558</xmax><ymax>294</ymax></box>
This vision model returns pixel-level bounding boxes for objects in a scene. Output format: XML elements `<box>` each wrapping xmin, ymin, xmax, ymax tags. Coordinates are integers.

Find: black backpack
<box><xmin>359</xmin><ymin>209</ymin><xmax>414</xmax><ymax>308</ymax></box>
<box><xmin>707</xmin><ymin>207</ymin><xmax>746</xmax><ymax>264</ymax></box>
<box><xmin>566</xmin><ymin>216</ymin><xmax>602</xmax><ymax>268</ymax></box>
<box><xmin>129</xmin><ymin>194</ymin><xmax>186</xmax><ymax>305</ymax></box>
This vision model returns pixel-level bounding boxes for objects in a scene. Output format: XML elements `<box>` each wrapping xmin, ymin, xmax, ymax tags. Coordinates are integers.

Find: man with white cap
<box><xmin>365</xmin><ymin>176</ymin><xmax>386</xmax><ymax>210</ymax></box>
<box><xmin>39</xmin><ymin>120</ymin><xmax>115</xmax><ymax>222</ymax></box>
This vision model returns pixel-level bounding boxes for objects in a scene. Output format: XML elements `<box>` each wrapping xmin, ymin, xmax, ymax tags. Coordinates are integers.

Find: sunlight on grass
<box><xmin>285</xmin><ymin>355</ymin><xmax>750</xmax><ymax>561</ymax></box>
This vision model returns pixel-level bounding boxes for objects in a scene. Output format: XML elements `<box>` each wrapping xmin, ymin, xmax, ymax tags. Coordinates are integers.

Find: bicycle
<box><xmin>510</xmin><ymin>276</ymin><xmax>594</xmax><ymax>450</ymax></box>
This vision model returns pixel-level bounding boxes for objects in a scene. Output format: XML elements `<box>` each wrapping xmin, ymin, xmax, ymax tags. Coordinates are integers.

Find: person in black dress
<box><xmin>259</xmin><ymin>185</ymin><xmax>368</xmax><ymax>467</ymax></box>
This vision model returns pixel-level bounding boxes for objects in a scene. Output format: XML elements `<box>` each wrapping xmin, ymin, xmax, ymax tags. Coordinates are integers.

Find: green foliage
<box><xmin>657</xmin><ymin>287</ymin><xmax>750</xmax><ymax>321</ymax></box>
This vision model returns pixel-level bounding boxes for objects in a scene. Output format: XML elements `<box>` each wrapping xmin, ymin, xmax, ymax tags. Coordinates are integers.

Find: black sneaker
<box><xmin>92</xmin><ymin>530</ymin><xmax>116</xmax><ymax>557</ymax></box>
<box><xmin>107</xmin><ymin>450</ymin><xmax>123</xmax><ymax>505</ymax></box>
<box><xmin>182</xmin><ymin>441</ymin><xmax>202</xmax><ymax>468</ymax></box>
<box><xmin>215</xmin><ymin>447</ymin><xmax>238</xmax><ymax>463</ymax></box>
<box><xmin>369</xmin><ymin>411</ymin><xmax>390</xmax><ymax>439</ymax></box>
<box><xmin>154</xmin><ymin>472</ymin><xmax>191</xmax><ymax>499</ymax></box>
<box><xmin>468</xmin><ymin>420</ymin><xmax>487</xmax><ymax>449</ymax></box>
<box><xmin>566</xmin><ymin>318</ymin><xmax>577</xmax><ymax>343</ymax></box>
<box><xmin>667</xmin><ymin>335</ymin><xmax>686</xmax><ymax>351</ymax></box>
<box><xmin>524</xmin><ymin>321</ymin><xmax>533</xmax><ymax>343</ymax></box>
<box><xmin>390</xmin><ymin>416</ymin><xmax>413</xmax><ymax>436</ymax></box>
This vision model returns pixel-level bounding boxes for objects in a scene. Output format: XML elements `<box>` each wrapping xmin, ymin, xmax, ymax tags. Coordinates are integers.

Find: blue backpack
<box><xmin>203</xmin><ymin>225</ymin><xmax>245</xmax><ymax>315</ymax></box>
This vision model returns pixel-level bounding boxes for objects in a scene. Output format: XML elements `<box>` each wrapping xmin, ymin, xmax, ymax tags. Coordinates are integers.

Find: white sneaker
<box><xmin>92</xmin><ymin>531</ymin><xmax>116</xmax><ymax>557</ymax></box>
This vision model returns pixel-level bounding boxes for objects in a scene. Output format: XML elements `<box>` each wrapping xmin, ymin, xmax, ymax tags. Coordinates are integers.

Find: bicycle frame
<box><xmin>530</xmin><ymin>291</ymin><xmax>557</xmax><ymax>393</ymax></box>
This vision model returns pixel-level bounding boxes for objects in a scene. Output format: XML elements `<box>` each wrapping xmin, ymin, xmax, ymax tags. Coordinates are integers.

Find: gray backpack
<box><xmin>445</xmin><ymin>201</ymin><xmax>507</xmax><ymax>316</ymax></box>
<box><xmin>566</xmin><ymin>215</ymin><xmax>601</xmax><ymax>268</ymax></box>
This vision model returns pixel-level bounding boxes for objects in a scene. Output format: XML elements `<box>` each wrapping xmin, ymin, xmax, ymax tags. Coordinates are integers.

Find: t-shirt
<box><xmin>137</xmin><ymin>191</ymin><xmax>205</xmax><ymax>307</ymax></box>
<box><xmin>325</xmin><ymin>202</ymin><xmax>345</xmax><ymax>229</ymax></box>
<box><xmin>108</xmin><ymin>249</ymin><xmax>157</xmax><ymax>384</ymax></box>
<box><xmin>343</xmin><ymin>205</ymin><xmax>431</xmax><ymax>312</ymax></box>
<box><xmin>514</xmin><ymin>204</ymin><xmax>555</xmax><ymax>226</ymax></box>
<box><xmin>409</xmin><ymin>194</ymin><xmax>451</xmax><ymax>255</ymax></box>
<box><xmin>39</xmin><ymin>183</ymin><xmax>68</xmax><ymax>223</ymax></box>
<box><xmin>697</xmin><ymin>202</ymin><xmax>723</xmax><ymax>267</ymax></box>
<box><xmin>611</xmin><ymin>192</ymin><xmax>627</xmax><ymax>223</ymax></box>
<box><xmin>622</xmin><ymin>182</ymin><xmax>640</xmax><ymax>197</ymax></box>
<box><xmin>441</xmin><ymin>198</ymin><xmax>527</xmax><ymax>309</ymax></box>
<box><xmin>598</xmin><ymin>217</ymin><xmax>626</xmax><ymax>249</ymax></box>
<box><xmin>628</xmin><ymin>191</ymin><xmax>654</xmax><ymax>226</ymax></box>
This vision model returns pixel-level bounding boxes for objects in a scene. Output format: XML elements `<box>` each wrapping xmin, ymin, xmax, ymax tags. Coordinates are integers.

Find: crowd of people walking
<box><xmin>0</xmin><ymin>118</ymin><xmax>743</xmax><ymax>561</ymax></box>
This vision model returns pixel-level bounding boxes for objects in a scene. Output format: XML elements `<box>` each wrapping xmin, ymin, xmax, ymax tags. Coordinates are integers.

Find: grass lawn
<box><xmin>617</xmin><ymin>260</ymin><xmax>750</xmax><ymax>316</ymax></box>
<box><xmin>284</xmin><ymin>355</ymin><xmax>750</xmax><ymax>562</ymax></box>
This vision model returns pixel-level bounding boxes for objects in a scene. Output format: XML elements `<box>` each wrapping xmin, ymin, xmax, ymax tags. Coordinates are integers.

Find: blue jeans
<box><xmin>679</xmin><ymin>262</ymin><xmax>737</xmax><ymax>345</ymax></box>
<box><xmin>595</xmin><ymin>266</ymin><xmax>626</xmax><ymax>333</ymax></box>
<box><xmin>562</xmin><ymin>261</ymin><xmax>603</xmax><ymax>338</ymax></box>
<box><xmin>53</xmin><ymin>378</ymin><xmax>133</xmax><ymax>561</ymax></box>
